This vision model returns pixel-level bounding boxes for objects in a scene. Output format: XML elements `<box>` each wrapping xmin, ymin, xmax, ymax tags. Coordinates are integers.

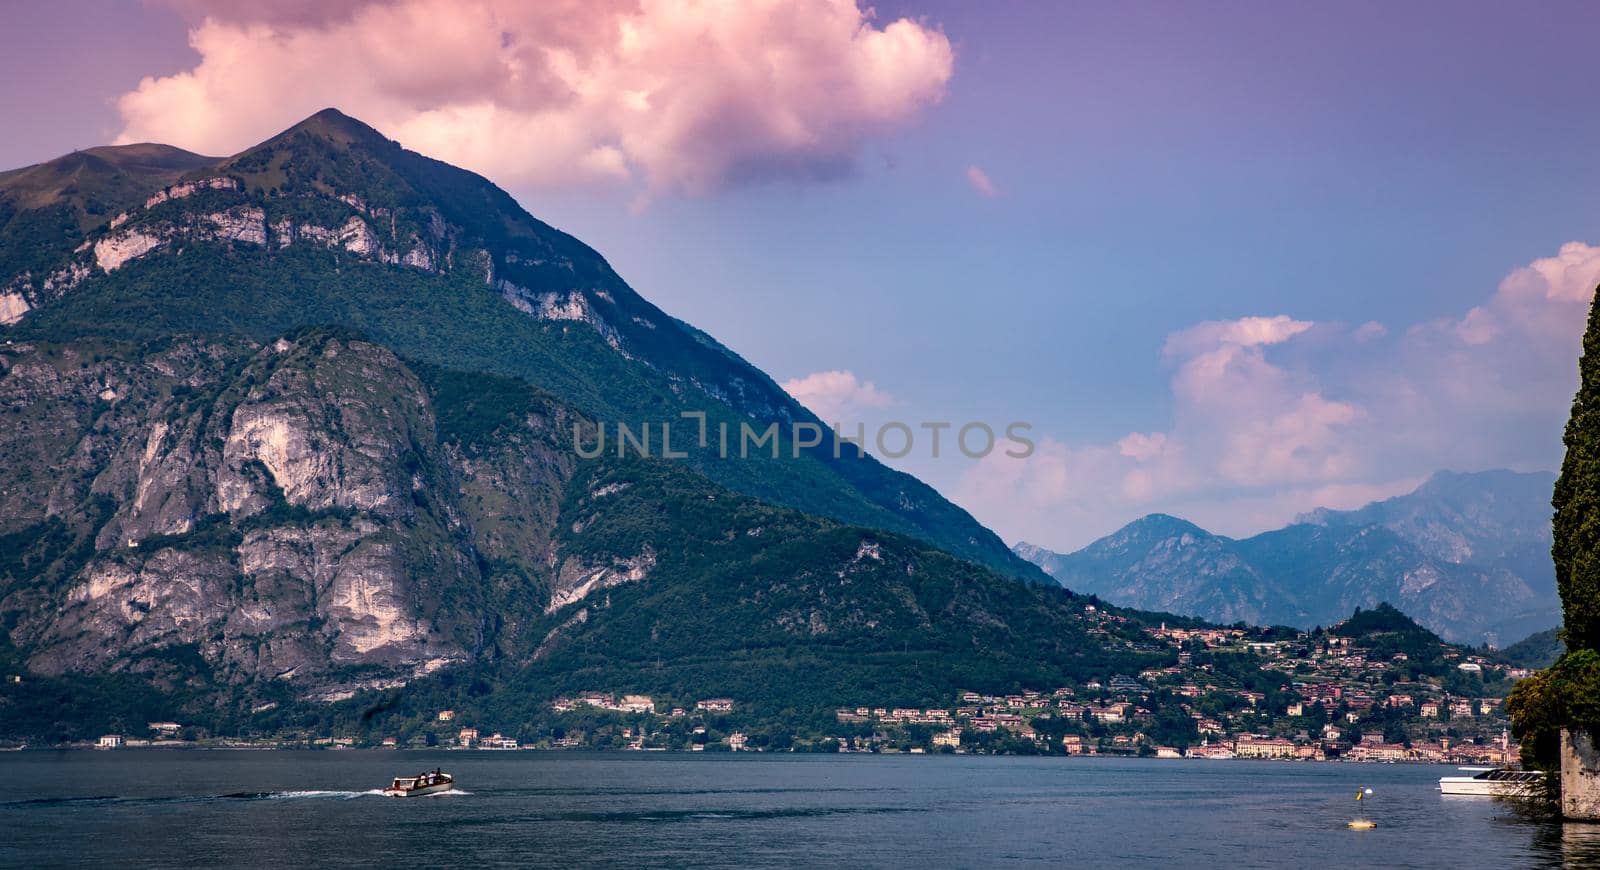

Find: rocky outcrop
<box><xmin>205</xmin><ymin>207</ymin><xmax>268</xmax><ymax>246</ymax></box>
<box><xmin>143</xmin><ymin>176</ymin><xmax>239</xmax><ymax>209</ymax></box>
<box><xmin>98</xmin><ymin>414</ymin><xmax>215</xmax><ymax>546</ymax></box>
<box><xmin>402</xmin><ymin>244</ymin><xmax>433</xmax><ymax>271</ymax></box>
<box><xmin>233</xmin><ymin>518</ymin><xmax>447</xmax><ymax>668</ymax></box>
<box><xmin>0</xmin><ymin>291</ymin><xmax>28</xmax><ymax>325</ymax></box>
<box><xmin>294</xmin><ymin>215</ymin><xmax>381</xmax><ymax>256</ymax></box>
<box><xmin>24</xmin><ymin>170</ymin><xmax>443</xmax><ymax>296</ymax></box>
<box><xmin>547</xmin><ymin>547</ymin><xmax>656</xmax><ymax>613</ymax></box>
<box><xmin>216</xmin><ymin>339</ymin><xmax>433</xmax><ymax>520</ymax></box>
<box><xmin>499</xmin><ymin>281</ymin><xmax>623</xmax><ymax>349</ymax></box>
<box><xmin>93</xmin><ymin>229</ymin><xmax>164</xmax><ymax>272</ymax></box>
<box><xmin>41</xmin><ymin>261</ymin><xmax>90</xmax><ymax>296</ymax></box>
<box><xmin>29</xmin><ymin>547</ymin><xmax>238</xmax><ymax>674</ymax></box>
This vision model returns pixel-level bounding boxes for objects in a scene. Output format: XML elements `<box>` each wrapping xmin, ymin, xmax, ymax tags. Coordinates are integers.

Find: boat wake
<box><xmin>6</xmin><ymin>788</ymin><xmax>472</xmax><ymax>809</ymax></box>
<box><xmin>222</xmin><ymin>789</ymin><xmax>384</xmax><ymax>801</ymax></box>
<box><xmin>246</xmin><ymin>787</ymin><xmax>470</xmax><ymax>800</ymax></box>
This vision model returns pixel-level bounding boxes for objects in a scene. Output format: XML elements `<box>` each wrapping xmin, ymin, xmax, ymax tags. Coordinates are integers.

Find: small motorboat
<box><xmin>383</xmin><ymin>768</ymin><xmax>455</xmax><ymax>797</ymax></box>
<box><xmin>1437</xmin><ymin>766</ymin><xmax>1543</xmax><ymax>797</ymax></box>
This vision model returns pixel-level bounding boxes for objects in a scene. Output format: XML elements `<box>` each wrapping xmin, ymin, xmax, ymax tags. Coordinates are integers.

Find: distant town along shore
<box><xmin>68</xmin><ymin>608</ymin><xmax>1522</xmax><ymax>760</ymax></box>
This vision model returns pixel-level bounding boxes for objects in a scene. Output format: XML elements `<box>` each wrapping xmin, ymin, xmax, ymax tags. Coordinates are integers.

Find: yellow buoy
<box><xmin>1347</xmin><ymin>786</ymin><xmax>1377</xmax><ymax>828</ymax></box>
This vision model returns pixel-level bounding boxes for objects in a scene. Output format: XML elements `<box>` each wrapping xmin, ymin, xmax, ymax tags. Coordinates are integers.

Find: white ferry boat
<box><xmin>1437</xmin><ymin>766</ymin><xmax>1543</xmax><ymax>797</ymax></box>
<box><xmin>382</xmin><ymin>769</ymin><xmax>455</xmax><ymax>797</ymax></box>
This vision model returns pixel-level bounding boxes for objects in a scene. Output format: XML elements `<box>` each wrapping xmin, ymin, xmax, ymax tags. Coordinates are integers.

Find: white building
<box><xmin>620</xmin><ymin>695</ymin><xmax>655</xmax><ymax>713</ymax></box>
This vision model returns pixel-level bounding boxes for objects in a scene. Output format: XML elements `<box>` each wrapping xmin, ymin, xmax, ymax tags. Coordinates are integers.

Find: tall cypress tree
<box><xmin>1554</xmin><ymin>286</ymin><xmax>1600</xmax><ymax>652</ymax></box>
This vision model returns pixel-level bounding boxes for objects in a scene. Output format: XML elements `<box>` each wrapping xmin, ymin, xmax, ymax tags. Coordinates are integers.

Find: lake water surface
<box><xmin>2</xmin><ymin>751</ymin><xmax>1596</xmax><ymax>868</ymax></box>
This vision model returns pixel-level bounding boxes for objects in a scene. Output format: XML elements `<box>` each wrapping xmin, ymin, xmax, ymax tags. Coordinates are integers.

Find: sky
<box><xmin>4</xmin><ymin>0</ymin><xmax>1599</xmax><ymax>552</ymax></box>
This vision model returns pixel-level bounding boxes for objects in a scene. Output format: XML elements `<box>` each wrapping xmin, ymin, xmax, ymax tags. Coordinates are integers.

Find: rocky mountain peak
<box><xmin>1111</xmin><ymin>513</ymin><xmax>1214</xmax><ymax>542</ymax></box>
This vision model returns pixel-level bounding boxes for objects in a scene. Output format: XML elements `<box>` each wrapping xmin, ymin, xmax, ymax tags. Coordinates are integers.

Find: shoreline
<box><xmin>0</xmin><ymin>743</ymin><xmax>1509</xmax><ymax>765</ymax></box>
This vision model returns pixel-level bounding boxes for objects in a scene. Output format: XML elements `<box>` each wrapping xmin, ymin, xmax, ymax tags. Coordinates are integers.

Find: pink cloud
<box><xmin>1163</xmin><ymin>314</ymin><xmax>1312</xmax><ymax>356</ymax></box>
<box><xmin>965</xmin><ymin>165</ymin><xmax>998</xmax><ymax>197</ymax></box>
<box><xmin>781</xmin><ymin>369</ymin><xmax>895</xmax><ymax>423</ymax></box>
<box><xmin>1449</xmin><ymin>241</ymin><xmax>1600</xmax><ymax>347</ymax></box>
<box><xmin>118</xmin><ymin>0</ymin><xmax>955</xmax><ymax>196</ymax></box>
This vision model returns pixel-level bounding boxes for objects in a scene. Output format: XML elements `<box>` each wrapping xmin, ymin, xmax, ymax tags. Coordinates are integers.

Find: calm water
<box><xmin>1</xmin><ymin>751</ymin><xmax>1597</xmax><ymax>868</ymax></box>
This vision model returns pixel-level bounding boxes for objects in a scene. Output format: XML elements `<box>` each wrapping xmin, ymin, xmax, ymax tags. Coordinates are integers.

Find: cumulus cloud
<box><xmin>1450</xmin><ymin>241</ymin><xmax>1600</xmax><ymax>346</ymax></box>
<box><xmin>965</xmin><ymin>164</ymin><xmax>998</xmax><ymax>197</ymax></box>
<box><xmin>121</xmin><ymin>0</ymin><xmax>955</xmax><ymax>195</ymax></box>
<box><xmin>781</xmin><ymin>369</ymin><xmax>894</xmax><ymax>422</ymax></box>
<box><xmin>955</xmin><ymin>241</ymin><xmax>1600</xmax><ymax>551</ymax></box>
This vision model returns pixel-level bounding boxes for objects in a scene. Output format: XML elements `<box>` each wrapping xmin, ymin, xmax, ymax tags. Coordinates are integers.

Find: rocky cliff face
<box><xmin>0</xmin><ymin>332</ymin><xmax>590</xmax><ymax>699</ymax></box>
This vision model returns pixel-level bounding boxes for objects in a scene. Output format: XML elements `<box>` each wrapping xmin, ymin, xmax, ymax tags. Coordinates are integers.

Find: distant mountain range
<box><xmin>1014</xmin><ymin>470</ymin><xmax>1559</xmax><ymax>645</ymax></box>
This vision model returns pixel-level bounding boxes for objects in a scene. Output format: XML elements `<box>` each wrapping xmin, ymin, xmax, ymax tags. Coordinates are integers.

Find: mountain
<box><xmin>1500</xmin><ymin>628</ymin><xmax>1565</xmax><ymax>670</ymax></box>
<box><xmin>1015</xmin><ymin>515</ymin><xmax>1298</xmax><ymax>627</ymax></box>
<box><xmin>1015</xmin><ymin>470</ymin><xmax>1560</xmax><ymax>644</ymax></box>
<box><xmin>0</xmin><ymin>110</ymin><xmax>1107</xmax><ymax>739</ymax></box>
<box><xmin>0</xmin><ymin>109</ymin><xmax>1041</xmax><ymax>585</ymax></box>
<box><xmin>1298</xmin><ymin>470</ymin><xmax>1555</xmax><ymax>579</ymax></box>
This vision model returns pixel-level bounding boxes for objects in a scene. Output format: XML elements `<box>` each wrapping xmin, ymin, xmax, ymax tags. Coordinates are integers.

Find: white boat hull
<box><xmin>1438</xmin><ymin>771</ymin><xmax>1541</xmax><ymax>798</ymax></box>
<box><xmin>387</xmin><ymin>780</ymin><xmax>457</xmax><ymax>796</ymax></box>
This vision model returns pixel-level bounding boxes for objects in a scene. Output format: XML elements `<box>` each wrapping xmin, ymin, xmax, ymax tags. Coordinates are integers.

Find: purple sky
<box><xmin>4</xmin><ymin>0</ymin><xmax>1599</xmax><ymax>550</ymax></box>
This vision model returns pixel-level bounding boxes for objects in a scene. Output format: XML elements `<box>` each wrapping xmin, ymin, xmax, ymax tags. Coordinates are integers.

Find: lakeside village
<box><xmin>77</xmin><ymin>609</ymin><xmax>1526</xmax><ymax>763</ymax></box>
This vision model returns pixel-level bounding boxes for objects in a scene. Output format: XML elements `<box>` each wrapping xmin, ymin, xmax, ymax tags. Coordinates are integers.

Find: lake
<box><xmin>1</xmin><ymin>751</ymin><xmax>1595</xmax><ymax>868</ymax></box>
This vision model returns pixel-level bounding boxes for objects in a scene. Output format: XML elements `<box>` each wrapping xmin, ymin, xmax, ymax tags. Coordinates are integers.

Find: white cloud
<box><xmin>1162</xmin><ymin>314</ymin><xmax>1312</xmax><ymax>356</ymax></box>
<box><xmin>781</xmin><ymin>369</ymin><xmax>894</xmax><ymax>423</ymax></box>
<box><xmin>965</xmin><ymin>164</ymin><xmax>998</xmax><ymax>197</ymax></box>
<box><xmin>121</xmin><ymin>0</ymin><xmax>955</xmax><ymax>196</ymax></box>
<box><xmin>1353</xmin><ymin>320</ymin><xmax>1387</xmax><ymax>342</ymax></box>
<box><xmin>954</xmin><ymin>241</ymin><xmax>1600</xmax><ymax>551</ymax></box>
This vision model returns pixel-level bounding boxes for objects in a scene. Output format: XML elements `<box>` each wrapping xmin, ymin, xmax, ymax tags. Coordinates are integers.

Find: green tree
<box><xmin>1507</xmin><ymin>281</ymin><xmax>1600</xmax><ymax>802</ymax></box>
<box><xmin>1554</xmin><ymin>288</ymin><xmax>1600</xmax><ymax>652</ymax></box>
